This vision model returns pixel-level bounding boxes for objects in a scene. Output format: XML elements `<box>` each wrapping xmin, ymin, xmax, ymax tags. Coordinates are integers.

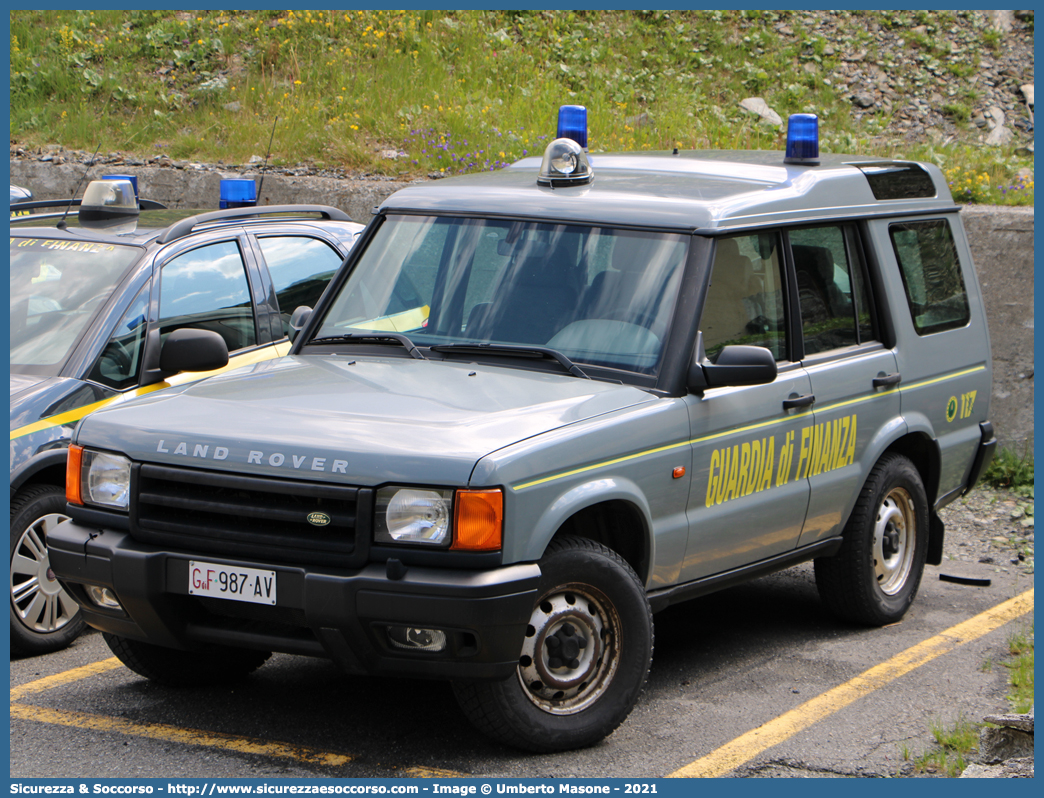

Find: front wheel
<box><xmin>814</xmin><ymin>453</ymin><xmax>929</xmax><ymax>626</ymax></box>
<box><xmin>453</xmin><ymin>536</ymin><xmax>653</xmax><ymax>752</ymax></box>
<box><xmin>10</xmin><ymin>485</ymin><xmax>86</xmax><ymax>655</ymax></box>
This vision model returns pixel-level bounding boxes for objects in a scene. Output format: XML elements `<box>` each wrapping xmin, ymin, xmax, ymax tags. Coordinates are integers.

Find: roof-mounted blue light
<box><xmin>103</xmin><ymin>174</ymin><xmax>139</xmax><ymax>202</ymax></box>
<box><xmin>219</xmin><ymin>178</ymin><xmax>258</xmax><ymax>209</ymax></box>
<box><xmin>78</xmin><ymin>179</ymin><xmax>139</xmax><ymax>232</ymax></box>
<box><xmin>556</xmin><ymin>105</ymin><xmax>588</xmax><ymax>150</ymax></box>
<box><xmin>784</xmin><ymin>113</ymin><xmax>820</xmax><ymax>166</ymax></box>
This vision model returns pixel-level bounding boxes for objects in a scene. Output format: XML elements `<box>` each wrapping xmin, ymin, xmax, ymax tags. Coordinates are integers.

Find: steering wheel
<box><xmin>602</xmin><ymin>307</ymin><xmax>659</xmax><ymax>331</ymax></box>
<box><xmin>98</xmin><ymin>341</ymin><xmax>134</xmax><ymax>380</ymax></box>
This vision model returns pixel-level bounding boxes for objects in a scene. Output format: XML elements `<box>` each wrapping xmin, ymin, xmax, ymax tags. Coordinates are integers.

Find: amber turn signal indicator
<box><xmin>452</xmin><ymin>489</ymin><xmax>503</xmax><ymax>551</ymax></box>
<box><xmin>66</xmin><ymin>444</ymin><xmax>84</xmax><ymax>505</ymax></box>
<box><xmin>673</xmin><ymin>466</ymin><xmax>686</xmax><ymax>479</ymax></box>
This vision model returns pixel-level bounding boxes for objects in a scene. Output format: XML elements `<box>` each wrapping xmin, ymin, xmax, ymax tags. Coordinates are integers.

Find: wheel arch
<box><xmin>882</xmin><ymin>431</ymin><xmax>944</xmax><ymax>565</ymax></box>
<box><xmin>883</xmin><ymin>431</ymin><xmax>941</xmax><ymax>505</ymax></box>
<box><xmin>11</xmin><ymin>449</ymin><xmax>68</xmax><ymax>498</ymax></box>
<box><xmin>526</xmin><ymin>478</ymin><xmax>653</xmax><ymax>585</ymax></box>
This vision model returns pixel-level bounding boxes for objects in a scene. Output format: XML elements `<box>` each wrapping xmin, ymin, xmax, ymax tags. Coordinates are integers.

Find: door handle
<box><xmin>873</xmin><ymin>372</ymin><xmax>902</xmax><ymax>388</ymax></box>
<box><xmin>783</xmin><ymin>394</ymin><xmax>815</xmax><ymax>410</ymax></box>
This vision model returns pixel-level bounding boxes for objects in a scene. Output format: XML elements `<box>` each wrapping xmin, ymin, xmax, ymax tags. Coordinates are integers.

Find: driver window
<box><xmin>701</xmin><ymin>233</ymin><xmax>787</xmax><ymax>361</ymax></box>
<box><xmin>158</xmin><ymin>241</ymin><xmax>257</xmax><ymax>353</ymax></box>
<box><xmin>88</xmin><ymin>281</ymin><xmax>150</xmax><ymax>390</ymax></box>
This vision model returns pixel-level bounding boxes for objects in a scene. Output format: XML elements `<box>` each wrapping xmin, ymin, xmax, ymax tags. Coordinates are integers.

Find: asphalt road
<box><xmin>9</xmin><ymin>559</ymin><xmax>1032</xmax><ymax>781</ymax></box>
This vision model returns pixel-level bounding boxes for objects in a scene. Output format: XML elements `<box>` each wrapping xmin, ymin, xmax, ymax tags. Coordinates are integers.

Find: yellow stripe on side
<box><xmin>9</xmin><ymin>383</ymin><xmax>170</xmax><ymax>441</ymax></box>
<box><xmin>9</xmin><ymin>343</ymin><xmax>291</xmax><ymax>441</ymax></box>
<box><xmin>899</xmin><ymin>364</ymin><xmax>986</xmax><ymax>393</ymax></box>
<box><xmin>512</xmin><ymin>363</ymin><xmax>988</xmax><ymax>492</ymax></box>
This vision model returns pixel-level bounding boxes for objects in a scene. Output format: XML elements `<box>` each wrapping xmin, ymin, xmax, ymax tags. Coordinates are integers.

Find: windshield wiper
<box><xmin>308</xmin><ymin>332</ymin><xmax>426</xmax><ymax>360</ymax></box>
<box><xmin>429</xmin><ymin>343</ymin><xmax>589</xmax><ymax>379</ymax></box>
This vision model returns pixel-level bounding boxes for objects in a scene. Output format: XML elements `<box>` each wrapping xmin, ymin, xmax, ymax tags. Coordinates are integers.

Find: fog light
<box><xmin>386</xmin><ymin>625</ymin><xmax>447</xmax><ymax>652</ymax></box>
<box><xmin>85</xmin><ymin>585</ymin><xmax>123</xmax><ymax>611</ymax></box>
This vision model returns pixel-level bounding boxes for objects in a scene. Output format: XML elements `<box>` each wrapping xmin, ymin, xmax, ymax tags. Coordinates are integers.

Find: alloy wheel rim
<box><xmin>10</xmin><ymin>512</ymin><xmax>78</xmax><ymax>633</ymax></box>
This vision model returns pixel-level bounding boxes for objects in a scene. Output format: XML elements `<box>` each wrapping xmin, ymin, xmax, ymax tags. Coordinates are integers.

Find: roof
<box><xmin>10</xmin><ymin>206</ymin><xmax>360</xmax><ymax>248</ymax></box>
<box><xmin>381</xmin><ymin>150</ymin><xmax>958</xmax><ymax>232</ymax></box>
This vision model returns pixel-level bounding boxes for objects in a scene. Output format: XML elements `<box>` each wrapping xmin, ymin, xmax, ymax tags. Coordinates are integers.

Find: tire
<box><xmin>814</xmin><ymin>453</ymin><xmax>929</xmax><ymax>626</ymax></box>
<box><xmin>103</xmin><ymin>633</ymin><xmax>271</xmax><ymax>687</ymax></box>
<box><xmin>452</xmin><ymin>536</ymin><xmax>653</xmax><ymax>752</ymax></box>
<box><xmin>10</xmin><ymin>484</ymin><xmax>86</xmax><ymax>655</ymax></box>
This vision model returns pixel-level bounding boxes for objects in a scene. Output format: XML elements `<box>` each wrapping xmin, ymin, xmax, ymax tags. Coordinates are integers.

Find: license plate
<box><xmin>188</xmin><ymin>561</ymin><xmax>277</xmax><ymax>605</ymax></box>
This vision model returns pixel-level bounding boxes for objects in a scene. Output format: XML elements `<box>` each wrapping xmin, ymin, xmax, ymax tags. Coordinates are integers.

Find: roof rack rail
<box><xmin>157</xmin><ymin>205</ymin><xmax>352</xmax><ymax>244</ymax></box>
<box><xmin>10</xmin><ymin>198</ymin><xmax>167</xmax><ymax>214</ymax></box>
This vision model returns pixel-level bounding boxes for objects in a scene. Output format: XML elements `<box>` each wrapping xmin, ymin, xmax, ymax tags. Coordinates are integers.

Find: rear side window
<box><xmin>791</xmin><ymin>224</ymin><xmax>875</xmax><ymax>355</ymax></box>
<box><xmin>889</xmin><ymin>220</ymin><xmax>970</xmax><ymax>335</ymax></box>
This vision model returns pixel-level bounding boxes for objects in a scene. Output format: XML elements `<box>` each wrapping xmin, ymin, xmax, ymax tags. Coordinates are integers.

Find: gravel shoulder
<box><xmin>938</xmin><ymin>486</ymin><xmax>1035</xmax><ymax>577</ymax></box>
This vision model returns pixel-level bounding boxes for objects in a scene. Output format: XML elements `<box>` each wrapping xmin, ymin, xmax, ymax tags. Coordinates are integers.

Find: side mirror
<box><xmin>158</xmin><ymin>328</ymin><xmax>229</xmax><ymax>374</ymax></box>
<box><xmin>289</xmin><ymin>306</ymin><xmax>312</xmax><ymax>342</ymax></box>
<box><xmin>694</xmin><ymin>345</ymin><xmax>777</xmax><ymax>389</ymax></box>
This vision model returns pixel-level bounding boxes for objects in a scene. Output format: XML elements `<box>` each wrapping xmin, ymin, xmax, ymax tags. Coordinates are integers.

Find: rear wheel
<box><xmin>9</xmin><ymin>485</ymin><xmax>85</xmax><ymax>655</ymax></box>
<box><xmin>103</xmin><ymin>633</ymin><xmax>271</xmax><ymax>687</ymax></box>
<box><xmin>815</xmin><ymin>453</ymin><xmax>929</xmax><ymax>626</ymax></box>
<box><xmin>453</xmin><ymin>536</ymin><xmax>652</xmax><ymax>752</ymax></box>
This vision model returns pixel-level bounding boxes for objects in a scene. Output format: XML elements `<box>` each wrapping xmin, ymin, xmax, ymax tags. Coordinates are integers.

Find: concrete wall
<box><xmin>960</xmin><ymin>206</ymin><xmax>1035</xmax><ymax>450</ymax></box>
<box><xmin>10</xmin><ymin>160</ymin><xmax>1035</xmax><ymax>448</ymax></box>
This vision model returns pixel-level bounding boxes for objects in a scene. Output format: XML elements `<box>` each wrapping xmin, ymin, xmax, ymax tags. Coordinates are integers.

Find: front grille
<box><xmin>131</xmin><ymin>464</ymin><xmax>372</xmax><ymax>568</ymax></box>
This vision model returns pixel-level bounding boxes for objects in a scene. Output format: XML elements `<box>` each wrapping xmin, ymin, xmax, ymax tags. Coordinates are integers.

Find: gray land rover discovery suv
<box><xmin>48</xmin><ymin>108</ymin><xmax>995</xmax><ymax>752</ymax></box>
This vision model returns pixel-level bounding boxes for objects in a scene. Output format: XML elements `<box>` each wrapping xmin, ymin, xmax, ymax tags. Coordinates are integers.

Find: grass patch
<box><xmin>8</xmin><ymin>9</ymin><xmax>1035</xmax><ymax>201</ymax></box>
<box><xmin>912</xmin><ymin>715</ymin><xmax>980</xmax><ymax>776</ymax></box>
<box><xmin>902</xmin><ymin>632</ymin><xmax>1034</xmax><ymax>776</ymax></box>
<box><xmin>982</xmin><ymin>447</ymin><xmax>1034</xmax><ymax>494</ymax></box>
<box><xmin>1003</xmin><ymin>629</ymin><xmax>1034</xmax><ymax>713</ymax></box>
<box><xmin>981</xmin><ymin>449</ymin><xmax>1031</xmax><ymax>493</ymax></box>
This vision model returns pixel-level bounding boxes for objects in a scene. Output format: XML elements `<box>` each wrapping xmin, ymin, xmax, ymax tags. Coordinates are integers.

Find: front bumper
<box><xmin>48</xmin><ymin>520</ymin><xmax>540</xmax><ymax>681</ymax></box>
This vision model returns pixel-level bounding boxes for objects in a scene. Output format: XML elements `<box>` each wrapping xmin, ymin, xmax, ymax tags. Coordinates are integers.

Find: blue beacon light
<box><xmin>557</xmin><ymin>105</ymin><xmax>588</xmax><ymax>150</ymax></box>
<box><xmin>220</xmin><ymin>178</ymin><xmax>258</xmax><ymax>209</ymax></box>
<box><xmin>784</xmin><ymin>113</ymin><xmax>820</xmax><ymax>166</ymax></box>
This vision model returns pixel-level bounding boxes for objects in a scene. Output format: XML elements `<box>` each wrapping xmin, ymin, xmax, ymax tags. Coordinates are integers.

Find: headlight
<box><xmin>375</xmin><ymin>487</ymin><xmax>453</xmax><ymax>546</ymax></box>
<box><xmin>80</xmin><ymin>450</ymin><xmax>132</xmax><ymax>510</ymax></box>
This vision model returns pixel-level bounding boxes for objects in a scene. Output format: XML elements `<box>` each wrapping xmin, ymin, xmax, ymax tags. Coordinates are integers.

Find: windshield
<box><xmin>313</xmin><ymin>216</ymin><xmax>689</xmax><ymax>376</ymax></box>
<box><xmin>10</xmin><ymin>237</ymin><xmax>143</xmax><ymax>374</ymax></box>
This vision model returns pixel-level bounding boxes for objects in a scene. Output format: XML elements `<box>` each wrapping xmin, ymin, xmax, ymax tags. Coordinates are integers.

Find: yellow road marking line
<box><xmin>404</xmin><ymin>767</ymin><xmax>468</xmax><ymax>778</ymax></box>
<box><xmin>9</xmin><ymin>657</ymin><xmax>124</xmax><ymax>702</ymax></box>
<box><xmin>10</xmin><ymin>703</ymin><xmax>351</xmax><ymax>767</ymax></box>
<box><xmin>668</xmin><ymin>588</ymin><xmax>1034</xmax><ymax>778</ymax></box>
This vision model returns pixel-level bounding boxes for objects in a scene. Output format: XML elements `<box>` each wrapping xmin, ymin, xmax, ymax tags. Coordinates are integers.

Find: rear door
<box><xmin>789</xmin><ymin>223</ymin><xmax>902</xmax><ymax>548</ymax></box>
<box><xmin>868</xmin><ymin>215</ymin><xmax>992</xmax><ymax>501</ymax></box>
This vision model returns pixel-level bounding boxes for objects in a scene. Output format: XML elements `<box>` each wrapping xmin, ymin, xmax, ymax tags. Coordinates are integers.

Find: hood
<box><xmin>78</xmin><ymin>355</ymin><xmax>656</xmax><ymax>486</ymax></box>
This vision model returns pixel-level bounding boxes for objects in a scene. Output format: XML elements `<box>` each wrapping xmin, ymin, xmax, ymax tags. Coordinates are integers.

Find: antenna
<box><xmin>256</xmin><ymin>117</ymin><xmax>278</xmax><ymax>205</ymax></box>
<box><xmin>56</xmin><ymin>144</ymin><xmax>102</xmax><ymax>230</ymax></box>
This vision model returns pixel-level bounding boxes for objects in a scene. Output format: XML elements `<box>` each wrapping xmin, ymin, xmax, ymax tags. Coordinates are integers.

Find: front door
<box><xmin>682</xmin><ymin>231</ymin><xmax>812</xmax><ymax>581</ymax></box>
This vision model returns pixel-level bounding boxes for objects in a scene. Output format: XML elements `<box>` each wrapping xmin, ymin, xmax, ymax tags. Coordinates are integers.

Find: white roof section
<box><xmin>381</xmin><ymin>150</ymin><xmax>957</xmax><ymax>232</ymax></box>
